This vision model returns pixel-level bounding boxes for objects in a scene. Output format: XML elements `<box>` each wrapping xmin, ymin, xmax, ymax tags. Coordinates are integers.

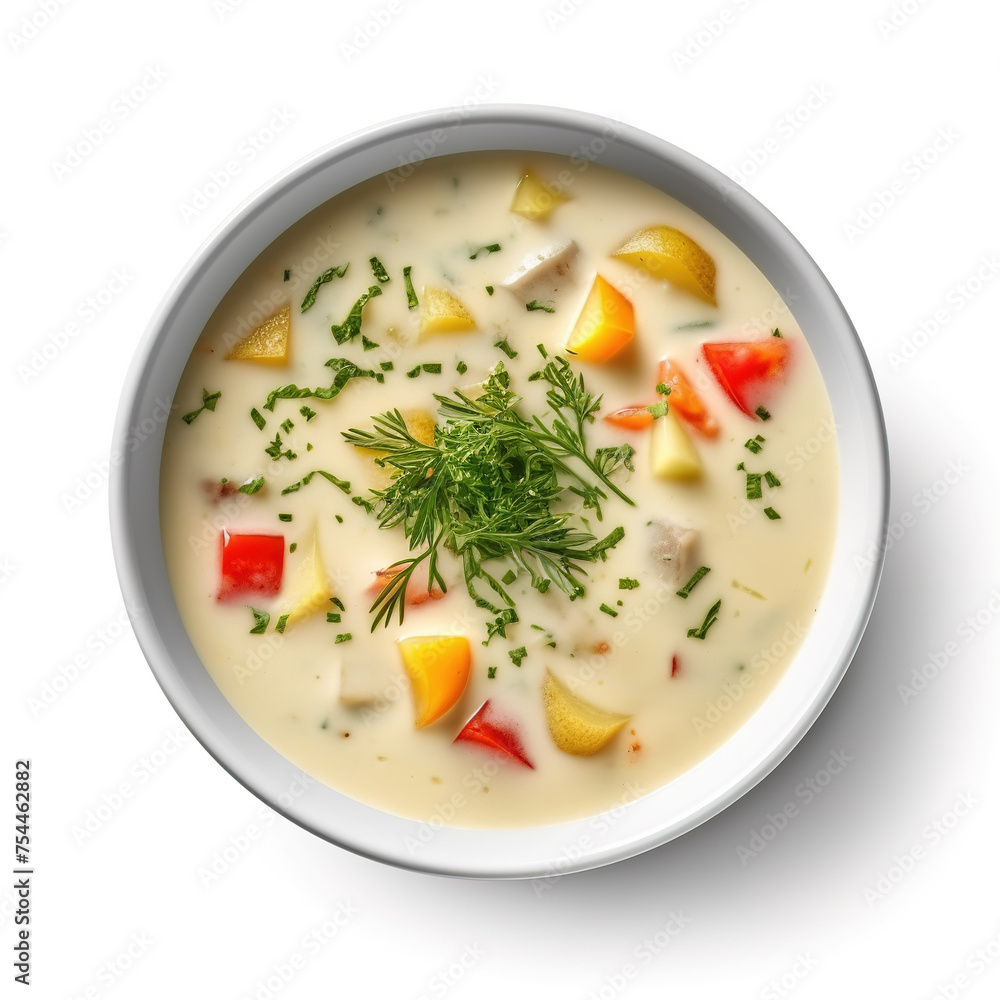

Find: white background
<box><xmin>4</xmin><ymin>0</ymin><xmax>999</xmax><ymax>997</ymax></box>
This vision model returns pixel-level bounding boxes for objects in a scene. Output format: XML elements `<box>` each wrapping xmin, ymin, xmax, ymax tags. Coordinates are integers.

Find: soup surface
<box><xmin>160</xmin><ymin>151</ymin><xmax>839</xmax><ymax>828</ymax></box>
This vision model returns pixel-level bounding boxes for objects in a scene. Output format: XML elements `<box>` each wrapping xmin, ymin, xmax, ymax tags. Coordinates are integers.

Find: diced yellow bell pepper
<box><xmin>542</xmin><ymin>670</ymin><xmax>631</xmax><ymax>755</ymax></box>
<box><xmin>650</xmin><ymin>408</ymin><xmax>702</xmax><ymax>481</ymax></box>
<box><xmin>420</xmin><ymin>287</ymin><xmax>476</xmax><ymax>338</ymax></box>
<box><xmin>225</xmin><ymin>304</ymin><xmax>291</xmax><ymax>364</ymax></box>
<box><xmin>612</xmin><ymin>225</ymin><xmax>717</xmax><ymax>306</ymax></box>
<box><xmin>564</xmin><ymin>274</ymin><xmax>635</xmax><ymax>362</ymax></box>
<box><xmin>510</xmin><ymin>171</ymin><xmax>569</xmax><ymax>220</ymax></box>
<box><xmin>397</xmin><ymin>635</ymin><xmax>471</xmax><ymax>728</ymax></box>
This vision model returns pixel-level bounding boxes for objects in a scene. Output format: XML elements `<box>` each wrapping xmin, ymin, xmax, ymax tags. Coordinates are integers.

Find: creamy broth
<box><xmin>159</xmin><ymin>151</ymin><xmax>838</xmax><ymax>828</ymax></box>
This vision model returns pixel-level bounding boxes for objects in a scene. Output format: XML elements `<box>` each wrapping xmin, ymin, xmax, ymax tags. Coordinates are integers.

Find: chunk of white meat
<box><xmin>501</xmin><ymin>241</ymin><xmax>579</xmax><ymax>303</ymax></box>
<box><xmin>649</xmin><ymin>518</ymin><xmax>699</xmax><ymax>586</ymax></box>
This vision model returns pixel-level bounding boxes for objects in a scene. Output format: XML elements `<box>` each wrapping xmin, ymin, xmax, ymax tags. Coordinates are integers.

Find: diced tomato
<box><xmin>217</xmin><ymin>531</ymin><xmax>284</xmax><ymax>601</ymax></box>
<box><xmin>603</xmin><ymin>405</ymin><xmax>654</xmax><ymax>431</ymax></box>
<box><xmin>656</xmin><ymin>358</ymin><xmax>719</xmax><ymax>437</ymax></box>
<box><xmin>702</xmin><ymin>338</ymin><xmax>791</xmax><ymax>418</ymax></box>
<box><xmin>454</xmin><ymin>700</ymin><xmax>533</xmax><ymax>768</ymax></box>
<box><xmin>368</xmin><ymin>566</ymin><xmax>445</xmax><ymax>606</ymax></box>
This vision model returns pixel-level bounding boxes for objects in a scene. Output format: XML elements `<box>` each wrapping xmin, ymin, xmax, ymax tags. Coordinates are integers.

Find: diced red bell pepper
<box><xmin>657</xmin><ymin>358</ymin><xmax>719</xmax><ymax>437</ymax></box>
<box><xmin>454</xmin><ymin>700</ymin><xmax>533</xmax><ymax>768</ymax></box>
<box><xmin>702</xmin><ymin>338</ymin><xmax>791</xmax><ymax>418</ymax></box>
<box><xmin>603</xmin><ymin>405</ymin><xmax>654</xmax><ymax>431</ymax></box>
<box><xmin>217</xmin><ymin>531</ymin><xmax>284</xmax><ymax>601</ymax></box>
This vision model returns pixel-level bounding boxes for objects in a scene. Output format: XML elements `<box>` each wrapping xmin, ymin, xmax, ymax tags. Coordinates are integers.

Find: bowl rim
<box><xmin>110</xmin><ymin>103</ymin><xmax>889</xmax><ymax>879</ymax></box>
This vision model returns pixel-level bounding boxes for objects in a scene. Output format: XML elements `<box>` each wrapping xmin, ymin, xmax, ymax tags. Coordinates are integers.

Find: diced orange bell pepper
<box><xmin>397</xmin><ymin>636</ymin><xmax>471</xmax><ymax>728</ymax></box>
<box><xmin>603</xmin><ymin>405</ymin><xmax>654</xmax><ymax>431</ymax></box>
<box><xmin>565</xmin><ymin>275</ymin><xmax>635</xmax><ymax>362</ymax></box>
<box><xmin>657</xmin><ymin>358</ymin><xmax>719</xmax><ymax>437</ymax></box>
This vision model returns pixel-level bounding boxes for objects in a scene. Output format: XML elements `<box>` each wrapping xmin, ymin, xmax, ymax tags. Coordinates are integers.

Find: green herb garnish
<box><xmin>264</xmin><ymin>358</ymin><xmax>382</xmax><ymax>412</ymax></box>
<box><xmin>250</xmin><ymin>407</ymin><xmax>266</xmax><ymax>430</ymax></box>
<box><xmin>281</xmin><ymin>470</ymin><xmax>351</xmax><ymax>496</ymax></box>
<box><xmin>265</xmin><ymin>433</ymin><xmax>296</xmax><ymax>462</ymax></box>
<box><xmin>327</xmin><ymin>612</ymin><xmax>341</xmax><ymax>623</ymax></box>
<box><xmin>331</xmin><ymin>285</ymin><xmax>382</xmax><ymax>345</ymax></box>
<box><xmin>331</xmin><ymin>597</ymin><xmax>345</xmax><ymax>611</ymax></box>
<box><xmin>676</xmin><ymin>565</ymin><xmax>711</xmax><ymax>599</ymax></box>
<box><xmin>599</xmin><ymin>603</ymin><xmax>619</xmax><ymax>618</ymax></box>
<box><xmin>403</xmin><ymin>266</ymin><xmax>418</xmax><ymax>309</ymax></box>
<box><xmin>687</xmin><ymin>599</ymin><xmax>721</xmax><ymax>640</ymax></box>
<box><xmin>745</xmin><ymin>472</ymin><xmax>763</xmax><ymax>500</ymax></box>
<box><xmin>456</xmin><ymin>360</ymin><xmax>468</xmax><ymax>375</ymax></box>
<box><xmin>755</xmin><ymin>405</ymin><xmax>771</xmax><ymax>421</ymax></box>
<box><xmin>369</xmin><ymin>256</ymin><xmax>390</xmax><ymax>283</ymax></box>
<box><xmin>280</xmin><ymin>418</ymin><xmax>294</xmax><ymax>434</ymax></box>
<box><xmin>619</xmin><ymin>578</ymin><xmax>640</xmax><ymax>590</ymax></box>
<box><xmin>526</xmin><ymin>300</ymin><xmax>555</xmax><ymax>313</ymax></box>
<box><xmin>343</xmin><ymin>358</ymin><xmax>634</xmax><ymax>631</ymax></box>
<box><xmin>469</xmin><ymin>243</ymin><xmax>501</xmax><ymax>259</ymax></box>
<box><xmin>289</xmin><ymin>543</ymin><xmax>297</xmax><ymax>553</ymax></box>
<box><xmin>509</xmin><ymin>646</ymin><xmax>527</xmax><ymax>667</ymax></box>
<box><xmin>275</xmin><ymin>613</ymin><xmax>289</xmax><ymax>633</ymax></box>
<box><xmin>646</xmin><ymin>401</ymin><xmax>669</xmax><ymax>419</ymax></box>
<box><xmin>674</xmin><ymin>320</ymin><xmax>714</xmax><ymax>331</ymax></box>
<box><xmin>380</xmin><ymin>361</ymin><xmax>394</xmax><ymax>372</ymax></box>
<box><xmin>745</xmin><ymin>435</ymin><xmax>765</xmax><ymax>454</ymax></box>
<box><xmin>300</xmin><ymin>406</ymin><xmax>316</xmax><ymax>422</ymax></box>
<box><xmin>764</xmin><ymin>507</ymin><xmax>781</xmax><ymax>520</ymax></box>
<box><xmin>182</xmin><ymin>388</ymin><xmax>221</xmax><ymax>424</ymax></box>
<box><xmin>362</xmin><ymin>336</ymin><xmax>379</xmax><ymax>351</ymax></box>
<box><xmin>765</xmin><ymin>471</ymin><xmax>781</xmax><ymax>488</ymax></box>
<box><xmin>301</xmin><ymin>263</ymin><xmax>349</xmax><ymax>312</ymax></box>
<box><xmin>487</xmin><ymin>666</ymin><xmax>497</xmax><ymax>679</ymax></box>
<box><xmin>495</xmin><ymin>337</ymin><xmax>518</xmax><ymax>359</ymax></box>
<box><xmin>485</xmin><ymin>285</ymin><xmax>494</xmax><ymax>296</ymax></box>
<box><xmin>278</xmin><ymin>513</ymin><xmax>292</xmax><ymax>522</ymax></box>
<box><xmin>239</xmin><ymin>476</ymin><xmax>265</xmax><ymax>496</ymax></box>
<box><xmin>772</xmin><ymin>328</ymin><xmax>782</xmax><ymax>337</ymax></box>
<box><xmin>249</xmin><ymin>608</ymin><xmax>270</xmax><ymax>634</ymax></box>
<box><xmin>283</xmin><ymin>269</ymin><xmax>290</xmax><ymax>282</ymax></box>
<box><xmin>335</xmin><ymin>633</ymin><xmax>352</xmax><ymax>644</ymax></box>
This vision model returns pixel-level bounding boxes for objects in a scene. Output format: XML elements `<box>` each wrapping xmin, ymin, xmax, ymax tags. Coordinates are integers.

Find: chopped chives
<box><xmin>764</xmin><ymin>507</ymin><xmax>781</xmax><ymax>520</ymax></box>
<box><xmin>744</xmin><ymin>435</ymin><xmax>765</xmax><ymax>454</ymax></box>
<box><xmin>494</xmin><ymin>337</ymin><xmax>518</xmax><ymax>359</ymax></box>
<box><xmin>380</xmin><ymin>360</ymin><xmax>394</xmax><ymax>371</ymax></box>
<box><xmin>249</xmin><ymin>608</ymin><xmax>270</xmax><ymax>634</ymax></box>
<box><xmin>765</xmin><ymin>471</ymin><xmax>781</xmax><ymax>488</ymax></box>
<box><xmin>369</xmin><ymin>256</ymin><xmax>390</xmax><ymax>283</ymax></box>
<box><xmin>456</xmin><ymin>360</ymin><xmax>468</xmax><ymax>375</ymax></box>
<box><xmin>526</xmin><ymin>300</ymin><xmax>555</xmax><ymax>313</ymax></box>
<box><xmin>745</xmin><ymin>472</ymin><xmax>763</xmax><ymax>500</ymax></box>
<box><xmin>687</xmin><ymin>599</ymin><xmax>721</xmax><ymax>640</ymax></box>
<box><xmin>299</xmin><ymin>405</ymin><xmax>316</xmax><ymax>421</ymax></box>
<box><xmin>619</xmin><ymin>578</ymin><xmax>640</xmax><ymax>590</ymax></box>
<box><xmin>469</xmin><ymin>243</ymin><xmax>501</xmax><ymax>259</ymax></box>
<box><xmin>599</xmin><ymin>603</ymin><xmax>619</xmax><ymax>618</ymax></box>
<box><xmin>335</xmin><ymin>633</ymin><xmax>352</xmax><ymax>644</ymax></box>
<box><xmin>485</xmin><ymin>285</ymin><xmax>494</xmax><ymax>295</ymax></box>
<box><xmin>755</xmin><ymin>405</ymin><xmax>771</xmax><ymax>421</ymax></box>
<box><xmin>487</xmin><ymin>666</ymin><xmax>497</xmax><ymax>679</ymax></box>
<box><xmin>403</xmin><ymin>266</ymin><xmax>418</xmax><ymax>308</ymax></box>
<box><xmin>676</xmin><ymin>565</ymin><xmax>711</xmax><ymax>598</ymax></box>
<box><xmin>250</xmin><ymin>407</ymin><xmax>266</xmax><ymax>430</ymax></box>
<box><xmin>275</xmin><ymin>613</ymin><xmax>290</xmax><ymax>633</ymax></box>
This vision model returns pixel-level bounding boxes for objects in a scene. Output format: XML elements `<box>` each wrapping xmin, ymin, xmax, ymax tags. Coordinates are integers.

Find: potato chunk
<box><xmin>612</xmin><ymin>225</ymin><xmax>717</xmax><ymax>306</ymax></box>
<box><xmin>510</xmin><ymin>171</ymin><xmax>569</xmax><ymax>220</ymax></box>
<box><xmin>650</xmin><ymin>409</ymin><xmax>702</xmax><ymax>481</ymax></box>
<box><xmin>420</xmin><ymin>286</ymin><xmax>476</xmax><ymax>338</ymax></box>
<box><xmin>648</xmin><ymin>518</ymin><xmax>699</xmax><ymax>586</ymax></box>
<box><xmin>280</xmin><ymin>529</ymin><xmax>333</xmax><ymax>628</ymax></box>
<box><xmin>225</xmin><ymin>304</ymin><xmax>290</xmax><ymax>364</ymax></box>
<box><xmin>542</xmin><ymin>670</ymin><xmax>631</xmax><ymax>756</ymax></box>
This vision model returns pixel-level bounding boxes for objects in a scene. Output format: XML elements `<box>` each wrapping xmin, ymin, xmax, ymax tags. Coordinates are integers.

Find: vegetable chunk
<box><xmin>225</xmin><ymin>304</ymin><xmax>291</xmax><ymax>364</ymax></box>
<box><xmin>613</xmin><ymin>225</ymin><xmax>717</xmax><ymax>305</ymax></box>
<box><xmin>397</xmin><ymin>635</ymin><xmax>471</xmax><ymax>728</ymax></box>
<box><xmin>454</xmin><ymin>700</ymin><xmax>533</xmax><ymax>767</ymax></box>
<box><xmin>565</xmin><ymin>274</ymin><xmax>635</xmax><ymax>362</ymax></box>
<box><xmin>420</xmin><ymin>287</ymin><xmax>476</xmax><ymax>338</ymax></box>
<box><xmin>217</xmin><ymin>532</ymin><xmax>284</xmax><ymax>600</ymax></box>
<box><xmin>510</xmin><ymin>171</ymin><xmax>569</xmax><ymax>220</ymax></box>
<box><xmin>542</xmin><ymin>670</ymin><xmax>631</xmax><ymax>756</ymax></box>
<box><xmin>501</xmin><ymin>241</ymin><xmax>578</xmax><ymax>302</ymax></box>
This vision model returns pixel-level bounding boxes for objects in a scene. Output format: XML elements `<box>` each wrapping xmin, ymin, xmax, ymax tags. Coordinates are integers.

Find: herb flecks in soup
<box><xmin>160</xmin><ymin>152</ymin><xmax>838</xmax><ymax>827</ymax></box>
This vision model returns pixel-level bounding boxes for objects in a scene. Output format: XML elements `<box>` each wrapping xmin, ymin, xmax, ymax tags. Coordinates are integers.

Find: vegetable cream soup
<box><xmin>159</xmin><ymin>151</ymin><xmax>838</xmax><ymax>828</ymax></box>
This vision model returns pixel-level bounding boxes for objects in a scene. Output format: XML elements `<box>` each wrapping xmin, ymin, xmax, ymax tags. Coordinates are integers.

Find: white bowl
<box><xmin>110</xmin><ymin>105</ymin><xmax>888</xmax><ymax>879</ymax></box>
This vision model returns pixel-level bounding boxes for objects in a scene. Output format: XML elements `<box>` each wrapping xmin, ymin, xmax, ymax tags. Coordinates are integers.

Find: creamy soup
<box><xmin>159</xmin><ymin>151</ymin><xmax>838</xmax><ymax>828</ymax></box>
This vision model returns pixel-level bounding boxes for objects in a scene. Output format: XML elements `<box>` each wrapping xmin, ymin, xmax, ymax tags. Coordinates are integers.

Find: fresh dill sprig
<box><xmin>342</xmin><ymin>358</ymin><xmax>634</xmax><ymax>631</ymax></box>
